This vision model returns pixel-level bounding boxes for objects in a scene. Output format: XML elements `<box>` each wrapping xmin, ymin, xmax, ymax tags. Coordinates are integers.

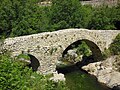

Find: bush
<box><xmin>0</xmin><ymin>53</ymin><xmax>69</xmax><ymax>90</ymax></box>
<box><xmin>109</xmin><ymin>33</ymin><xmax>120</xmax><ymax>55</ymax></box>
<box><xmin>0</xmin><ymin>53</ymin><xmax>32</xmax><ymax>90</ymax></box>
<box><xmin>0</xmin><ymin>0</ymin><xmax>50</xmax><ymax>38</ymax></box>
<box><xmin>102</xmin><ymin>48</ymin><xmax>111</xmax><ymax>60</ymax></box>
<box><xmin>50</xmin><ymin>0</ymin><xmax>92</xmax><ymax>30</ymax></box>
<box><xmin>88</xmin><ymin>5</ymin><xmax>116</xmax><ymax>30</ymax></box>
<box><xmin>76</xmin><ymin>41</ymin><xmax>92</xmax><ymax>56</ymax></box>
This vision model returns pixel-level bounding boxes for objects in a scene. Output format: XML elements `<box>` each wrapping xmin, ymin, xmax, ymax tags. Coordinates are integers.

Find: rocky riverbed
<box><xmin>82</xmin><ymin>56</ymin><xmax>120</xmax><ymax>89</ymax></box>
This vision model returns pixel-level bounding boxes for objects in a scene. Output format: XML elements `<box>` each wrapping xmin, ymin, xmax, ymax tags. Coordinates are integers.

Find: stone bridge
<box><xmin>2</xmin><ymin>29</ymin><xmax>120</xmax><ymax>74</ymax></box>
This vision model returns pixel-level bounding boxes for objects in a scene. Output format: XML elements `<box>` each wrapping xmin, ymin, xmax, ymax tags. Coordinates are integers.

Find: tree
<box><xmin>88</xmin><ymin>6</ymin><xmax>116</xmax><ymax>30</ymax></box>
<box><xmin>113</xmin><ymin>3</ymin><xmax>120</xmax><ymax>29</ymax></box>
<box><xmin>0</xmin><ymin>0</ymin><xmax>50</xmax><ymax>38</ymax></box>
<box><xmin>50</xmin><ymin>0</ymin><xmax>92</xmax><ymax>30</ymax></box>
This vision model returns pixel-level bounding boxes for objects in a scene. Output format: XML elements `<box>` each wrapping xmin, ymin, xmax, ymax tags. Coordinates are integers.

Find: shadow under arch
<box><xmin>62</xmin><ymin>39</ymin><xmax>103</xmax><ymax>62</ymax></box>
<box><xmin>28</xmin><ymin>54</ymin><xmax>40</xmax><ymax>71</ymax></box>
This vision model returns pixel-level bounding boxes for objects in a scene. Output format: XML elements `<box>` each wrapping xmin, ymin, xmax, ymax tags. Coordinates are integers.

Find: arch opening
<box><xmin>28</xmin><ymin>54</ymin><xmax>40</xmax><ymax>71</ymax></box>
<box><xmin>63</xmin><ymin>39</ymin><xmax>102</xmax><ymax>61</ymax></box>
<box><xmin>57</xmin><ymin>39</ymin><xmax>103</xmax><ymax>71</ymax></box>
<box><xmin>16</xmin><ymin>53</ymin><xmax>40</xmax><ymax>71</ymax></box>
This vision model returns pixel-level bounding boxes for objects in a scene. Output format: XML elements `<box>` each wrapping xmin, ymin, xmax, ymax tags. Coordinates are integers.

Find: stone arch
<box><xmin>28</xmin><ymin>54</ymin><xmax>40</xmax><ymax>71</ymax></box>
<box><xmin>62</xmin><ymin>39</ymin><xmax>103</xmax><ymax>62</ymax></box>
<box><xmin>16</xmin><ymin>53</ymin><xmax>40</xmax><ymax>71</ymax></box>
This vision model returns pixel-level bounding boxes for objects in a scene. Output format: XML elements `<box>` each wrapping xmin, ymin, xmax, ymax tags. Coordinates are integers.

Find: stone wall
<box><xmin>81</xmin><ymin>0</ymin><xmax>118</xmax><ymax>6</ymax></box>
<box><xmin>38</xmin><ymin>0</ymin><xmax>119</xmax><ymax>7</ymax></box>
<box><xmin>2</xmin><ymin>29</ymin><xmax>120</xmax><ymax>73</ymax></box>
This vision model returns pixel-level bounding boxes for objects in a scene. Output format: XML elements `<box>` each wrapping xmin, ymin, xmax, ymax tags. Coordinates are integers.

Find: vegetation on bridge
<box><xmin>103</xmin><ymin>33</ymin><xmax>120</xmax><ymax>58</ymax></box>
<box><xmin>109</xmin><ymin>33</ymin><xmax>120</xmax><ymax>55</ymax></box>
<box><xmin>102</xmin><ymin>33</ymin><xmax>120</xmax><ymax>71</ymax></box>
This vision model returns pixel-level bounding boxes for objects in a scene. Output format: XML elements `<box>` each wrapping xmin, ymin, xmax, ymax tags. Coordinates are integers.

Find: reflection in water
<box><xmin>57</xmin><ymin>65</ymin><xmax>111</xmax><ymax>90</ymax></box>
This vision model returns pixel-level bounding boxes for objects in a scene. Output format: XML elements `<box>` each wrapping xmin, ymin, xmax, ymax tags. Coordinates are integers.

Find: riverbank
<box><xmin>82</xmin><ymin>56</ymin><xmax>120</xmax><ymax>89</ymax></box>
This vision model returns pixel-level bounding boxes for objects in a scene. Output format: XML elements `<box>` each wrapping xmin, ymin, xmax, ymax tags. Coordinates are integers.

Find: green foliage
<box><xmin>50</xmin><ymin>0</ymin><xmax>92</xmax><ymax>30</ymax></box>
<box><xmin>0</xmin><ymin>53</ymin><xmax>69</xmax><ymax>90</ymax></box>
<box><xmin>102</xmin><ymin>48</ymin><xmax>111</xmax><ymax>60</ymax></box>
<box><xmin>109</xmin><ymin>33</ymin><xmax>120</xmax><ymax>55</ymax></box>
<box><xmin>76</xmin><ymin>41</ymin><xmax>92</xmax><ymax>56</ymax></box>
<box><xmin>102</xmin><ymin>33</ymin><xmax>120</xmax><ymax>59</ymax></box>
<box><xmin>16</xmin><ymin>53</ymin><xmax>31</xmax><ymax>65</ymax></box>
<box><xmin>0</xmin><ymin>0</ymin><xmax>50</xmax><ymax>38</ymax></box>
<box><xmin>89</xmin><ymin>6</ymin><xmax>116</xmax><ymax>30</ymax></box>
<box><xmin>50</xmin><ymin>1</ymin><xmax>120</xmax><ymax>30</ymax></box>
<box><xmin>0</xmin><ymin>54</ymin><xmax>32</xmax><ymax>90</ymax></box>
<box><xmin>0</xmin><ymin>0</ymin><xmax>120</xmax><ymax>38</ymax></box>
<box><xmin>17</xmin><ymin>54</ymin><xmax>30</xmax><ymax>60</ymax></box>
<box><xmin>114</xmin><ymin>3</ymin><xmax>120</xmax><ymax>21</ymax></box>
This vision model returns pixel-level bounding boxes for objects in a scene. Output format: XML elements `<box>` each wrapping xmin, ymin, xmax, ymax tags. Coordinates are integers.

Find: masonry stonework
<box><xmin>2</xmin><ymin>29</ymin><xmax>120</xmax><ymax>74</ymax></box>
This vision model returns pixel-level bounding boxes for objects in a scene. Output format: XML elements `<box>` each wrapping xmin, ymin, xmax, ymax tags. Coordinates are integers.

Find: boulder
<box><xmin>82</xmin><ymin>56</ymin><xmax>120</xmax><ymax>88</ymax></box>
<box><xmin>50</xmin><ymin>71</ymin><xmax>65</xmax><ymax>82</ymax></box>
<box><xmin>67</xmin><ymin>49</ymin><xmax>78</xmax><ymax>57</ymax></box>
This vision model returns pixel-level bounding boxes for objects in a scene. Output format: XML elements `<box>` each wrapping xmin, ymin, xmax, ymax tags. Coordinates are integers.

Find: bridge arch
<box><xmin>28</xmin><ymin>54</ymin><xmax>40</xmax><ymax>71</ymax></box>
<box><xmin>62</xmin><ymin>39</ymin><xmax>103</xmax><ymax>62</ymax></box>
<box><xmin>16</xmin><ymin>53</ymin><xmax>40</xmax><ymax>71</ymax></box>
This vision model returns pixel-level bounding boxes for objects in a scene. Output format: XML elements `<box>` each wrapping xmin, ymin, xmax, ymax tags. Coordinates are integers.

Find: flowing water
<box><xmin>57</xmin><ymin>65</ymin><xmax>111</xmax><ymax>90</ymax></box>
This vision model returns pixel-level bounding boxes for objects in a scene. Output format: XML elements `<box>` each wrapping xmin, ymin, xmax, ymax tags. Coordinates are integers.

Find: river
<box><xmin>56</xmin><ymin>65</ymin><xmax>111</xmax><ymax>90</ymax></box>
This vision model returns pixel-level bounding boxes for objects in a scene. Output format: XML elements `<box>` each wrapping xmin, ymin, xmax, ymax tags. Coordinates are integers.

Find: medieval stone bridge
<box><xmin>2</xmin><ymin>29</ymin><xmax>120</xmax><ymax>74</ymax></box>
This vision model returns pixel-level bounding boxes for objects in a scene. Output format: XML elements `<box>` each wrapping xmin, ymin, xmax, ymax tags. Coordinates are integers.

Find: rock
<box><xmin>67</xmin><ymin>49</ymin><xmax>78</xmax><ymax>57</ymax></box>
<box><xmin>82</xmin><ymin>56</ymin><xmax>120</xmax><ymax>89</ymax></box>
<box><xmin>19</xmin><ymin>58</ymin><xmax>31</xmax><ymax>64</ymax></box>
<box><xmin>82</xmin><ymin>62</ymin><xmax>102</xmax><ymax>76</ymax></box>
<box><xmin>112</xmin><ymin>85</ymin><xmax>120</xmax><ymax>90</ymax></box>
<box><xmin>66</xmin><ymin>49</ymin><xmax>83</xmax><ymax>63</ymax></box>
<box><xmin>50</xmin><ymin>71</ymin><xmax>65</xmax><ymax>82</ymax></box>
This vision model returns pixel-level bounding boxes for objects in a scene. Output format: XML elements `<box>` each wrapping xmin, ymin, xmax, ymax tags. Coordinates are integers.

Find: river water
<box><xmin>57</xmin><ymin>65</ymin><xmax>111</xmax><ymax>90</ymax></box>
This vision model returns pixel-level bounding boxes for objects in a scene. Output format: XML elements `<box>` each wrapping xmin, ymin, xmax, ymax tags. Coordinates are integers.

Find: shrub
<box><xmin>89</xmin><ymin>5</ymin><xmax>116</xmax><ymax>30</ymax></box>
<box><xmin>0</xmin><ymin>53</ymin><xmax>32</xmax><ymax>90</ymax></box>
<box><xmin>0</xmin><ymin>53</ymin><xmax>69</xmax><ymax>90</ymax></box>
<box><xmin>50</xmin><ymin>0</ymin><xmax>92</xmax><ymax>30</ymax></box>
<box><xmin>102</xmin><ymin>48</ymin><xmax>111</xmax><ymax>60</ymax></box>
<box><xmin>0</xmin><ymin>0</ymin><xmax>50</xmax><ymax>38</ymax></box>
<box><xmin>109</xmin><ymin>33</ymin><xmax>120</xmax><ymax>55</ymax></box>
<box><xmin>76</xmin><ymin>41</ymin><xmax>92</xmax><ymax>57</ymax></box>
